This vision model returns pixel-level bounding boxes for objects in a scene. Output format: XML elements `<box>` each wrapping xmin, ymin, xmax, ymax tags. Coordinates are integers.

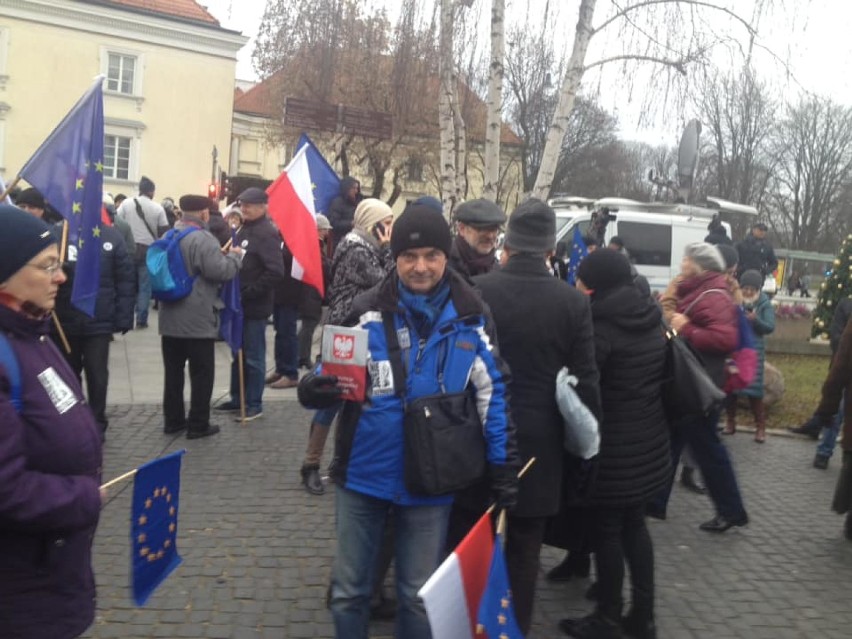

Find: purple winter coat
<box><xmin>0</xmin><ymin>304</ymin><xmax>103</xmax><ymax>639</ymax></box>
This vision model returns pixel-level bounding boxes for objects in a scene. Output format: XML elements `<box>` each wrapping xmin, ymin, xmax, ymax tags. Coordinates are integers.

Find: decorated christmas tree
<box><xmin>811</xmin><ymin>234</ymin><xmax>852</xmax><ymax>339</ymax></box>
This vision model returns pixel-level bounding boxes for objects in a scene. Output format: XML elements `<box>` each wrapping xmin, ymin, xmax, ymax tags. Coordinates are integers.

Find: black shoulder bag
<box><xmin>382</xmin><ymin>312</ymin><xmax>487</xmax><ymax>496</ymax></box>
<box><xmin>133</xmin><ymin>198</ymin><xmax>159</xmax><ymax>263</ymax></box>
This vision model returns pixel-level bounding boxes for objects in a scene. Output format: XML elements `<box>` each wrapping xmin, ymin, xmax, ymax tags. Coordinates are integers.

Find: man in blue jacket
<box><xmin>298</xmin><ymin>203</ymin><xmax>518</xmax><ymax>639</ymax></box>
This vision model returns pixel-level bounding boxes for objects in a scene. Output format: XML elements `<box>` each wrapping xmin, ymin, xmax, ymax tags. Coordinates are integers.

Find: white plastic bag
<box><xmin>555</xmin><ymin>367</ymin><xmax>599</xmax><ymax>460</ymax></box>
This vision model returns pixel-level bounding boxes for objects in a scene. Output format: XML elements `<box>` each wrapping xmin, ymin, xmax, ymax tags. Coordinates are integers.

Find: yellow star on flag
<box><xmin>501</xmin><ymin>597</ymin><xmax>510</xmax><ymax>609</ymax></box>
<box><xmin>311</xmin><ymin>182</ymin><xmax>317</xmax><ymax>190</ymax></box>
<box><xmin>139</xmin><ymin>546</ymin><xmax>149</xmax><ymax>557</ymax></box>
<box><xmin>92</xmin><ymin>226</ymin><xmax>101</xmax><ymax>238</ymax></box>
<box><xmin>76</xmin><ymin>178</ymin><xmax>84</xmax><ymax>190</ymax></box>
<box><xmin>169</xmin><ymin>506</ymin><xmax>176</xmax><ymax>516</ymax></box>
<box><xmin>137</xmin><ymin>533</ymin><xmax>147</xmax><ymax>543</ymax></box>
<box><xmin>145</xmin><ymin>498</ymin><xmax>153</xmax><ymax>509</ymax></box>
<box><xmin>78</xmin><ymin>238</ymin><xmax>84</xmax><ymax>248</ymax></box>
<box><xmin>169</xmin><ymin>523</ymin><xmax>176</xmax><ymax>533</ymax></box>
<box><xmin>138</xmin><ymin>514</ymin><xmax>147</xmax><ymax>525</ymax></box>
<box><xmin>153</xmin><ymin>488</ymin><xmax>160</xmax><ymax>498</ymax></box>
<box><xmin>95</xmin><ymin>161</ymin><xmax>104</xmax><ymax>173</ymax></box>
<box><xmin>498</xmin><ymin>613</ymin><xmax>507</xmax><ymax>624</ymax></box>
<box><xmin>72</xmin><ymin>202</ymin><xmax>81</xmax><ymax>214</ymax></box>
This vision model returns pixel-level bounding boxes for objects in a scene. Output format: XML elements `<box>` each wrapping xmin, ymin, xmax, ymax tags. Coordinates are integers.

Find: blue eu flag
<box><xmin>296</xmin><ymin>133</ymin><xmax>340</xmax><ymax>215</ymax></box>
<box><xmin>219</xmin><ymin>229</ymin><xmax>243</xmax><ymax>353</ymax></box>
<box><xmin>566</xmin><ymin>225</ymin><xmax>588</xmax><ymax>286</ymax></box>
<box><xmin>476</xmin><ymin>532</ymin><xmax>525</xmax><ymax>638</ymax></box>
<box><xmin>131</xmin><ymin>450</ymin><xmax>185</xmax><ymax>606</ymax></box>
<box><xmin>19</xmin><ymin>77</ymin><xmax>105</xmax><ymax>316</ymax></box>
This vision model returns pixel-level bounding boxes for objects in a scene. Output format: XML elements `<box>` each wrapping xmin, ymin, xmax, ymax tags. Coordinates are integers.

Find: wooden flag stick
<box><xmin>486</xmin><ymin>456</ymin><xmax>536</xmax><ymax>515</ymax></box>
<box><xmin>0</xmin><ymin>175</ymin><xmax>21</xmax><ymax>202</ymax></box>
<box><xmin>58</xmin><ymin>220</ymin><xmax>69</xmax><ymax>262</ymax></box>
<box><xmin>238</xmin><ymin>349</ymin><xmax>247</xmax><ymax>425</ymax></box>
<box><xmin>51</xmin><ymin>311</ymin><xmax>72</xmax><ymax>354</ymax></box>
<box><xmin>100</xmin><ymin>468</ymin><xmax>138</xmax><ymax>490</ymax></box>
<box><xmin>221</xmin><ymin>237</ymin><xmax>232</xmax><ymax>252</ymax></box>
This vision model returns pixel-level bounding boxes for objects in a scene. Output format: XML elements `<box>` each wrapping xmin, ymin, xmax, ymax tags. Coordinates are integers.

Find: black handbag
<box><xmin>382</xmin><ymin>313</ymin><xmax>487</xmax><ymax>496</ymax></box>
<box><xmin>661</xmin><ymin>323</ymin><xmax>726</xmax><ymax>420</ymax></box>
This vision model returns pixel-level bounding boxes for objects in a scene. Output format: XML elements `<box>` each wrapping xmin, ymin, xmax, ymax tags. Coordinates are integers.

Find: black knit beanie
<box><xmin>504</xmin><ymin>198</ymin><xmax>556</xmax><ymax>253</ymax></box>
<box><xmin>0</xmin><ymin>204</ymin><xmax>57</xmax><ymax>283</ymax></box>
<box><xmin>576</xmin><ymin>248</ymin><xmax>633</xmax><ymax>292</ymax></box>
<box><xmin>391</xmin><ymin>204</ymin><xmax>452</xmax><ymax>259</ymax></box>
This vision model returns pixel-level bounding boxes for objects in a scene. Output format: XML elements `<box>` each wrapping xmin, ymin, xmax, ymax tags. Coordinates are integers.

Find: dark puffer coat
<box><xmin>587</xmin><ymin>283</ymin><xmax>670</xmax><ymax>506</ymax></box>
<box><xmin>236</xmin><ymin>215</ymin><xmax>287</xmax><ymax>320</ymax></box>
<box><xmin>0</xmin><ymin>305</ymin><xmax>103</xmax><ymax>639</ymax></box>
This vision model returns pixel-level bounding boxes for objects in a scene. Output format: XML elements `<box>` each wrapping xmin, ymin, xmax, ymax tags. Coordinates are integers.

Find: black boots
<box><xmin>699</xmin><ymin>513</ymin><xmax>748</xmax><ymax>533</ymax></box>
<box><xmin>301</xmin><ymin>464</ymin><xmax>325</xmax><ymax>495</ymax></box>
<box><xmin>559</xmin><ymin>612</ymin><xmax>622</xmax><ymax>638</ymax></box>
<box><xmin>547</xmin><ymin>551</ymin><xmax>591</xmax><ymax>582</ymax></box>
<box><xmin>186</xmin><ymin>424</ymin><xmax>220</xmax><ymax>440</ymax></box>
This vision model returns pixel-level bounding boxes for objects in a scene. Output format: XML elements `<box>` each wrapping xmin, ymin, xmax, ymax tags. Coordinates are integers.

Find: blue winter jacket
<box><xmin>330</xmin><ymin>269</ymin><xmax>516</xmax><ymax>506</ymax></box>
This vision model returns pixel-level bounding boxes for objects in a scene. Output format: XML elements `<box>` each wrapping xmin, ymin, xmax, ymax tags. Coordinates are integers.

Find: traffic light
<box><xmin>221</xmin><ymin>170</ymin><xmax>231</xmax><ymax>201</ymax></box>
<box><xmin>208</xmin><ymin>182</ymin><xmax>218</xmax><ymax>200</ymax></box>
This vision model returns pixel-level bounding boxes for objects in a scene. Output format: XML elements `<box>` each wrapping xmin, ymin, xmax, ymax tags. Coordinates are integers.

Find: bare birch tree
<box><xmin>482</xmin><ymin>0</ymin><xmax>505</xmax><ymax>201</ymax></box>
<box><xmin>439</xmin><ymin>0</ymin><xmax>458</xmax><ymax>215</ymax></box>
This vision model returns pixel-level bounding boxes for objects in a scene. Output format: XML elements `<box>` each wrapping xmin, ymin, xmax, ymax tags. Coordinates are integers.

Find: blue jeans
<box><xmin>314</xmin><ymin>403</ymin><xmax>341</xmax><ymax>428</ymax></box>
<box><xmin>273</xmin><ymin>304</ymin><xmax>299</xmax><ymax>379</ymax></box>
<box><xmin>135</xmin><ymin>259</ymin><xmax>151</xmax><ymax>325</ymax></box>
<box><xmin>653</xmin><ymin>407</ymin><xmax>747</xmax><ymax>521</ymax></box>
<box><xmin>818</xmin><ymin>395</ymin><xmax>844</xmax><ymax>458</ymax></box>
<box><xmin>230</xmin><ymin>318</ymin><xmax>266</xmax><ymax>412</ymax></box>
<box><xmin>330</xmin><ymin>487</ymin><xmax>450</xmax><ymax>639</ymax></box>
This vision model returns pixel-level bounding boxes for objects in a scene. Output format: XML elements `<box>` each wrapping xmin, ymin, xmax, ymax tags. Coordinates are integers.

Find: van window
<box><xmin>617</xmin><ymin>222</ymin><xmax>672</xmax><ymax>266</ymax></box>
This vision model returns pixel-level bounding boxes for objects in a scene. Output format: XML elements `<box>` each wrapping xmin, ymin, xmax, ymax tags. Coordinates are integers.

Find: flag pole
<box><xmin>52</xmin><ymin>221</ymin><xmax>72</xmax><ymax>354</ymax></box>
<box><xmin>100</xmin><ymin>468</ymin><xmax>138</xmax><ymax>490</ymax></box>
<box><xmin>0</xmin><ymin>175</ymin><xmax>21</xmax><ymax>201</ymax></box>
<box><xmin>238</xmin><ymin>348</ymin><xmax>247</xmax><ymax>425</ymax></box>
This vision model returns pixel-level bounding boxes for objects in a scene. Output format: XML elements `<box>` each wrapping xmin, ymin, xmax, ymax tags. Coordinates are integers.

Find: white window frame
<box><xmin>103</xmin><ymin>120</ymin><xmax>143</xmax><ymax>186</ymax></box>
<box><xmin>0</xmin><ymin>27</ymin><xmax>9</xmax><ymax>90</ymax></box>
<box><xmin>100</xmin><ymin>46</ymin><xmax>144</xmax><ymax>101</ymax></box>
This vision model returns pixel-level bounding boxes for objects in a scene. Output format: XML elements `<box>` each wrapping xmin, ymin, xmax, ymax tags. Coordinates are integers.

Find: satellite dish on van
<box><xmin>677</xmin><ymin>119</ymin><xmax>702</xmax><ymax>203</ymax></box>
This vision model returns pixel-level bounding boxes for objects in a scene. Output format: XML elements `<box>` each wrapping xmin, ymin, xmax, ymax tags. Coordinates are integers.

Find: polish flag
<box><xmin>266</xmin><ymin>145</ymin><xmax>324</xmax><ymax>297</ymax></box>
<box><xmin>419</xmin><ymin>513</ymin><xmax>494</xmax><ymax>639</ymax></box>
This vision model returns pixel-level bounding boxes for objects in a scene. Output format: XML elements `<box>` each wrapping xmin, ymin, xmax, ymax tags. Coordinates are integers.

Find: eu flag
<box><xmin>19</xmin><ymin>77</ymin><xmax>105</xmax><ymax>316</ymax></box>
<box><xmin>219</xmin><ymin>228</ymin><xmax>243</xmax><ymax>353</ymax></box>
<box><xmin>296</xmin><ymin>133</ymin><xmax>340</xmax><ymax>216</ymax></box>
<box><xmin>566</xmin><ymin>225</ymin><xmax>588</xmax><ymax>286</ymax></box>
<box><xmin>476</xmin><ymin>533</ymin><xmax>524</xmax><ymax>638</ymax></box>
<box><xmin>131</xmin><ymin>449</ymin><xmax>185</xmax><ymax>606</ymax></box>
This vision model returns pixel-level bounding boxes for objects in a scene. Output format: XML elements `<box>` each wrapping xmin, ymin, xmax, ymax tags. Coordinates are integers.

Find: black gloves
<box><xmin>297</xmin><ymin>372</ymin><xmax>343</xmax><ymax>409</ymax></box>
<box><xmin>489</xmin><ymin>463</ymin><xmax>519</xmax><ymax>512</ymax></box>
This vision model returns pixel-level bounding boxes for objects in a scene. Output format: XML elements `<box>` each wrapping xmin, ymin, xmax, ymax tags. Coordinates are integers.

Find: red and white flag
<box><xmin>419</xmin><ymin>513</ymin><xmax>494</xmax><ymax>639</ymax></box>
<box><xmin>266</xmin><ymin>146</ymin><xmax>324</xmax><ymax>297</ymax></box>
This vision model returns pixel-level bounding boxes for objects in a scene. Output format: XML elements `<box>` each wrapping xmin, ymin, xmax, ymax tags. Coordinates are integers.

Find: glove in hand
<box><xmin>297</xmin><ymin>372</ymin><xmax>342</xmax><ymax>409</ymax></box>
<box><xmin>489</xmin><ymin>463</ymin><xmax>519</xmax><ymax>512</ymax></box>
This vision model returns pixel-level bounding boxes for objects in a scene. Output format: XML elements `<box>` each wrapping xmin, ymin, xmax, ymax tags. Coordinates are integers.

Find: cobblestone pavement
<box><xmin>83</xmin><ymin>400</ymin><xmax>852</xmax><ymax>639</ymax></box>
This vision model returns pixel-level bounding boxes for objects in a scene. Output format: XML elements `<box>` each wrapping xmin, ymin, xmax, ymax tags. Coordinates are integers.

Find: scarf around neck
<box><xmin>453</xmin><ymin>235</ymin><xmax>496</xmax><ymax>277</ymax></box>
<box><xmin>397</xmin><ymin>276</ymin><xmax>452</xmax><ymax>339</ymax></box>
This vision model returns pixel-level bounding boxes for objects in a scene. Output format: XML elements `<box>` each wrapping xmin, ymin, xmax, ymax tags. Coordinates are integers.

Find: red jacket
<box><xmin>676</xmin><ymin>271</ymin><xmax>739</xmax><ymax>386</ymax></box>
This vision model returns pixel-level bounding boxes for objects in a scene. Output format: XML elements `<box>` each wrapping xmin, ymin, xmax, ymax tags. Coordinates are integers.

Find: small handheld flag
<box><xmin>219</xmin><ymin>228</ymin><xmax>243</xmax><ymax>353</ymax></box>
<box><xmin>566</xmin><ymin>225</ymin><xmax>588</xmax><ymax>286</ymax></box>
<box><xmin>476</xmin><ymin>532</ymin><xmax>524</xmax><ymax>638</ymax></box>
<box><xmin>131</xmin><ymin>450</ymin><xmax>185</xmax><ymax>606</ymax></box>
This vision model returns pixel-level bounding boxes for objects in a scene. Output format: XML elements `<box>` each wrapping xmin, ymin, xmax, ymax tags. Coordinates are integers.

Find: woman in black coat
<box><xmin>560</xmin><ymin>249</ymin><xmax>670</xmax><ymax>639</ymax></box>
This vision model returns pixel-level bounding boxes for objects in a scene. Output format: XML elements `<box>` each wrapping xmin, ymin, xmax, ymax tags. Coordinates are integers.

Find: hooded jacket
<box><xmin>328</xmin><ymin>177</ymin><xmax>362</xmax><ymax>246</ymax></box>
<box><xmin>0</xmin><ymin>305</ymin><xmax>102</xmax><ymax>639</ymax></box>
<box><xmin>328</xmin><ymin>269</ymin><xmax>516</xmax><ymax>506</ymax></box>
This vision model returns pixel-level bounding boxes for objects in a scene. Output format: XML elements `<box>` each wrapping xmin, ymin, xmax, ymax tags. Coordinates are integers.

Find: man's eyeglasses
<box><xmin>25</xmin><ymin>260</ymin><xmax>62</xmax><ymax>275</ymax></box>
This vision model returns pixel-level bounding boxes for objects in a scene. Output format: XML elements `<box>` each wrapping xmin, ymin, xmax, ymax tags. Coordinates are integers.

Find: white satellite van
<box><xmin>550</xmin><ymin>196</ymin><xmax>758</xmax><ymax>292</ymax></box>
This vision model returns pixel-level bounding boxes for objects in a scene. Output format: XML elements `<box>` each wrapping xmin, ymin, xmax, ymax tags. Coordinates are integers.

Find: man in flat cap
<box><xmin>450</xmin><ymin>198</ymin><xmax>506</xmax><ymax>281</ymax></box>
<box><xmin>214</xmin><ymin>187</ymin><xmax>287</xmax><ymax>421</ymax></box>
<box><xmin>159</xmin><ymin>195</ymin><xmax>243</xmax><ymax>439</ymax></box>
<box><xmin>117</xmin><ymin>176</ymin><xmax>170</xmax><ymax>329</ymax></box>
<box><xmin>736</xmin><ymin>222</ymin><xmax>777</xmax><ymax>280</ymax></box>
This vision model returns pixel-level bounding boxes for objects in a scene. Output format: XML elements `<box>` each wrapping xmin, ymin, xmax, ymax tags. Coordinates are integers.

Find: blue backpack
<box><xmin>0</xmin><ymin>332</ymin><xmax>22</xmax><ymax>413</ymax></box>
<box><xmin>146</xmin><ymin>227</ymin><xmax>199</xmax><ymax>301</ymax></box>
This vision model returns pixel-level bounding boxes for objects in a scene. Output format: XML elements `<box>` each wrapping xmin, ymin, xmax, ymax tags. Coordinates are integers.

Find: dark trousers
<box><xmin>298</xmin><ymin>315</ymin><xmax>320</xmax><ymax>365</ymax></box>
<box><xmin>161</xmin><ymin>336</ymin><xmax>215</xmax><ymax>432</ymax></box>
<box><xmin>652</xmin><ymin>407</ymin><xmax>747</xmax><ymax>520</ymax></box>
<box><xmin>593</xmin><ymin>504</ymin><xmax>655</xmax><ymax>622</ymax></box>
<box><xmin>273</xmin><ymin>304</ymin><xmax>299</xmax><ymax>379</ymax></box>
<box><xmin>56</xmin><ymin>333</ymin><xmax>111</xmax><ymax>433</ymax></box>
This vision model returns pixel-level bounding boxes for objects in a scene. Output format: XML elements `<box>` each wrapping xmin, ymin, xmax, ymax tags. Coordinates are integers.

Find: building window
<box><xmin>407</xmin><ymin>158</ymin><xmax>424</xmax><ymax>182</ymax></box>
<box><xmin>107</xmin><ymin>53</ymin><xmax>136</xmax><ymax>94</ymax></box>
<box><xmin>104</xmin><ymin>134</ymin><xmax>131</xmax><ymax>180</ymax></box>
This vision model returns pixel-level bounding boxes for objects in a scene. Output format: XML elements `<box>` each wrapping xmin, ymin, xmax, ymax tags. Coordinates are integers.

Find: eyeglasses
<box><xmin>25</xmin><ymin>260</ymin><xmax>62</xmax><ymax>275</ymax></box>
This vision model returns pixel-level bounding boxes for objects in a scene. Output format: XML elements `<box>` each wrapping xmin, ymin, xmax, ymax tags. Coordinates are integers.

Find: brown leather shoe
<box><xmin>269</xmin><ymin>376</ymin><xmax>299</xmax><ymax>389</ymax></box>
<box><xmin>265</xmin><ymin>372</ymin><xmax>283</xmax><ymax>385</ymax></box>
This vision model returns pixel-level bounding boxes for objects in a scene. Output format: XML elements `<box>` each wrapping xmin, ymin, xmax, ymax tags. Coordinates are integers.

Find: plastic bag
<box><xmin>555</xmin><ymin>367</ymin><xmax>599</xmax><ymax>460</ymax></box>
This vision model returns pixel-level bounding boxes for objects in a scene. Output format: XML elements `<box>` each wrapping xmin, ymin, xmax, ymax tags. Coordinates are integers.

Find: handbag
<box><xmin>382</xmin><ymin>313</ymin><xmax>487</xmax><ymax>496</ymax></box>
<box><xmin>661</xmin><ymin>322</ymin><xmax>726</xmax><ymax>420</ymax></box>
<box><xmin>555</xmin><ymin>367</ymin><xmax>599</xmax><ymax>460</ymax></box>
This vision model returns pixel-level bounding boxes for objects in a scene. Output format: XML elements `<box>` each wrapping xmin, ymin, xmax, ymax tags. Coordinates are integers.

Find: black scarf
<box><xmin>453</xmin><ymin>235</ymin><xmax>496</xmax><ymax>277</ymax></box>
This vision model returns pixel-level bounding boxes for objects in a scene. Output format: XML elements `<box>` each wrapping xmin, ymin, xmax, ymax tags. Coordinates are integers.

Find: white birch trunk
<box><xmin>452</xmin><ymin>81</ymin><xmax>468</xmax><ymax>203</ymax></box>
<box><xmin>483</xmin><ymin>0</ymin><xmax>505</xmax><ymax>202</ymax></box>
<box><xmin>439</xmin><ymin>0</ymin><xmax>457</xmax><ymax>218</ymax></box>
<box><xmin>531</xmin><ymin>0</ymin><xmax>598</xmax><ymax>201</ymax></box>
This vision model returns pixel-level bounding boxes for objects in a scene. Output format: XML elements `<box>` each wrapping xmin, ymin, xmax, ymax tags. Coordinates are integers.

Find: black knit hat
<box><xmin>504</xmin><ymin>198</ymin><xmax>556</xmax><ymax>253</ymax></box>
<box><xmin>179</xmin><ymin>194</ymin><xmax>213</xmax><ymax>213</ymax></box>
<box><xmin>0</xmin><ymin>204</ymin><xmax>57</xmax><ymax>283</ymax></box>
<box><xmin>576</xmin><ymin>248</ymin><xmax>633</xmax><ymax>293</ymax></box>
<box><xmin>391</xmin><ymin>204</ymin><xmax>452</xmax><ymax>259</ymax></box>
<box><xmin>717</xmin><ymin>244</ymin><xmax>739</xmax><ymax>270</ymax></box>
<box><xmin>739</xmin><ymin>269</ymin><xmax>763</xmax><ymax>291</ymax></box>
<box><xmin>15</xmin><ymin>187</ymin><xmax>45</xmax><ymax>209</ymax></box>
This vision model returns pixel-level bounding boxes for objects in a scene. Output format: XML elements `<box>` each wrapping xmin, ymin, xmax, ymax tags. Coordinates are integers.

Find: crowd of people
<box><xmin>1</xmin><ymin>175</ymin><xmax>849</xmax><ymax>639</ymax></box>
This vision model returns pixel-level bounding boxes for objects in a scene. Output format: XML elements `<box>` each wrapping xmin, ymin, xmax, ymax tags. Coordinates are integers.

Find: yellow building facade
<box><xmin>0</xmin><ymin>0</ymin><xmax>246</xmax><ymax>199</ymax></box>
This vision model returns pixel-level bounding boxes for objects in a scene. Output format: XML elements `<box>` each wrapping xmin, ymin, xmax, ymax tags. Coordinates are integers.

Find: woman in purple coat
<box><xmin>0</xmin><ymin>205</ymin><xmax>103</xmax><ymax>638</ymax></box>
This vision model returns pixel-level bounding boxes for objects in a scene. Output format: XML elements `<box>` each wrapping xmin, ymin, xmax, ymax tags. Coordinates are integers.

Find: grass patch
<box><xmin>732</xmin><ymin>353</ymin><xmax>830</xmax><ymax>429</ymax></box>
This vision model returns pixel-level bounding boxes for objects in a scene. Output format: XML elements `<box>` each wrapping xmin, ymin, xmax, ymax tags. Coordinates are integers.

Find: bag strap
<box><xmin>684</xmin><ymin>288</ymin><xmax>729</xmax><ymax>317</ymax></box>
<box><xmin>0</xmin><ymin>332</ymin><xmax>22</xmax><ymax>414</ymax></box>
<box><xmin>134</xmin><ymin>198</ymin><xmax>159</xmax><ymax>242</ymax></box>
<box><xmin>381</xmin><ymin>312</ymin><xmax>408</xmax><ymax>407</ymax></box>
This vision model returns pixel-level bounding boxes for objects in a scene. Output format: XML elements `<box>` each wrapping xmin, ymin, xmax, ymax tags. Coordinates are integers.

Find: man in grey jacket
<box><xmin>159</xmin><ymin>195</ymin><xmax>243</xmax><ymax>439</ymax></box>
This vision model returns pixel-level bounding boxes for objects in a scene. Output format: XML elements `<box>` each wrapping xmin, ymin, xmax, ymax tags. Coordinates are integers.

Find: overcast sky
<box><xmin>202</xmin><ymin>0</ymin><xmax>852</xmax><ymax>144</ymax></box>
